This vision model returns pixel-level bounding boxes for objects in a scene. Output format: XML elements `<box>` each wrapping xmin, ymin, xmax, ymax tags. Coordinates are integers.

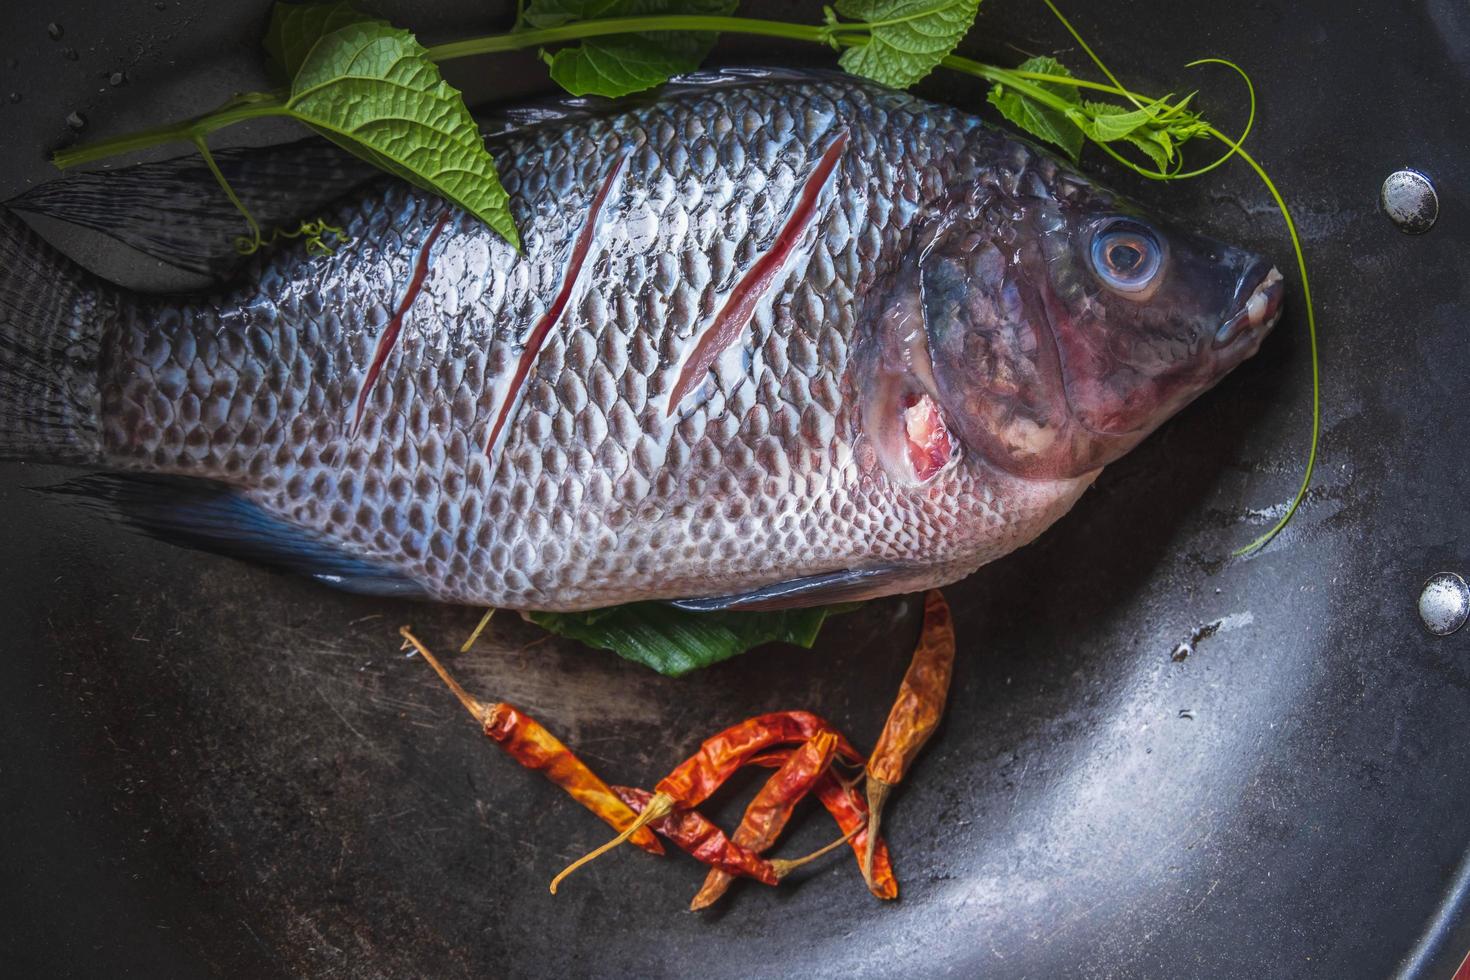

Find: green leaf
<box><xmin>1072</xmin><ymin>98</ymin><xmax>1209</xmax><ymax>170</ymax></box>
<box><xmin>1074</xmin><ymin>101</ymin><xmax>1168</xmax><ymax>168</ymax></box>
<box><xmin>528</xmin><ymin>603</ymin><xmax>860</xmax><ymax>676</ymax></box>
<box><xmin>281</xmin><ymin>15</ymin><xmax>520</xmax><ymax>248</ymax></box>
<box><xmin>1129</xmin><ymin>131</ymin><xmax>1172</xmax><ymax>171</ymax></box>
<box><xmin>1074</xmin><ymin>101</ymin><xmax>1156</xmax><ymax>142</ymax></box>
<box><xmin>518</xmin><ymin>0</ymin><xmax>625</xmax><ymax>29</ymax></box>
<box><xmin>263</xmin><ymin>0</ymin><xmax>368</xmax><ymax>81</ymax></box>
<box><xmin>835</xmin><ymin>0</ymin><xmax>981</xmax><ymax>89</ymax></box>
<box><xmin>523</xmin><ymin>0</ymin><xmax>739</xmax><ymax>98</ymax></box>
<box><xmin>986</xmin><ymin>55</ymin><xmax>1084</xmax><ymax>161</ymax></box>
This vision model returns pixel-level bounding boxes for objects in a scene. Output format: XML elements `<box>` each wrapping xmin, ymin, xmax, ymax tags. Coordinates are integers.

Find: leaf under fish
<box><xmin>528</xmin><ymin>603</ymin><xmax>862</xmax><ymax>676</ymax></box>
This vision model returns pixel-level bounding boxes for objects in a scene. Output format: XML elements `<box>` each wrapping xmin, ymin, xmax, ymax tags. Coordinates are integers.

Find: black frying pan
<box><xmin>3</xmin><ymin>1</ymin><xmax>1468</xmax><ymax>976</ymax></box>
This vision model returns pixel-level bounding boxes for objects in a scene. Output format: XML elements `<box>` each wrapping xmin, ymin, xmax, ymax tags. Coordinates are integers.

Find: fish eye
<box><xmin>1089</xmin><ymin>219</ymin><xmax>1164</xmax><ymax>295</ymax></box>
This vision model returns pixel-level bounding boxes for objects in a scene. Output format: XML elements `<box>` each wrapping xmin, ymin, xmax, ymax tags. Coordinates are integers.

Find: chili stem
<box><xmin>771</xmin><ymin>820</ymin><xmax>866</xmax><ymax>877</ymax></box>
<box><xmin>460</xmin><ymin>608</ymin><xmax>497</xmax><ymax>653</ymax></box>
<box><xmin>400</xmin><ymin>626</ymin><xmax>488</xmax><ymax>723</ymax></box>
<box><xmin>550</xmin><ymin>791</ymin><xmax>675</xmax><ymax>894</ymax></box>
<box><xmin>862</xmin><ymin>778</ymin><xmax>892</xmax><ymax>886</ymax></box>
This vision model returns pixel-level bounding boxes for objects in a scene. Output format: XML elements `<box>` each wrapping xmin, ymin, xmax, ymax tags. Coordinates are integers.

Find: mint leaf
<box><xmin>523</xmin><ymin>0</ymin><xmax>738</xmax><ymax>98</ymax></box>
<box><xmin>263</xmin><ymin>0</ymin><xmax>367</xmax><ymax>81</ymax></box>
<box><xmin>1075</xmin><ymin>101</ymin><xmax>1156</xmax><ymax>142</ymax></box>
<box><xmin>836</xmin><ymin>0</ymin><xmax>981</xmax><ymax>89</ymax></box>
<box><xmin>985</xmin><ymin>58</ymin><xmax>1211</xmax><ymax>170</ymax></box>
<box><xmin>528</xmin><ymin>603</ymin><xmax>859</xmax><ymax>676</ymax></box>
<box><xmin>280</xmin><ymin>14</ymin><xmax>520</xmax><ymax>248</ymax></box>
<box><xmin>986</xmin><ymin>55</ymin><xmax>1084</xmax><ymax>161</ymax></box>
<box><xmin>1080</xmin><ymin>102</ymin><xmax>1170</xmax><ymax>169</ymax></box>
<box><xmin>1072</xmin><ymin>98</ymin><xmax>1208</xmax><ymax>170</ymax></box>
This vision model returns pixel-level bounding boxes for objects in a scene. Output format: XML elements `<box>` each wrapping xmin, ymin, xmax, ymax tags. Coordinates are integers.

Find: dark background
<box><xmin>2</xmin><ymin>1</ymin><xmax>1468</xmax><ymax>977</ymax></box>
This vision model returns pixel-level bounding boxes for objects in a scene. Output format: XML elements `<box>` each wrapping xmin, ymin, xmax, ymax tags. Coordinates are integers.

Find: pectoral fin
<box><xmin>669</xmin><ymin>567</ymin><xmax>910</xmax><ymax>611</ymax></box>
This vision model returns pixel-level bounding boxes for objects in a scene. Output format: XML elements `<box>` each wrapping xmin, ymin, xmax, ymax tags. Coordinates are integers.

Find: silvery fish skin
<box><xmin>0</xmin><ymin>71</ymin><xmax>1282</xmax><ymax>610</ymax></box>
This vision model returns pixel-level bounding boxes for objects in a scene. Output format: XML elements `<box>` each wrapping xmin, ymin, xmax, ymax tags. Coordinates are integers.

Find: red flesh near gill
<box><xmin>484</xmin><ymin>154</ymin><xmax>627</xmax><ymax>457</ymax></box>
<box><xmin>903</xmin><ymin>393</ymin><xmax>954</xmax><ymax>482</ymax></box>
<box><xmin>666</xmin><ymin>130</ymin><xmax>849</xmax><ymax>414</ymax></box>
<box><xmin>352</xmin><ymin>210</ymin><xmax>452</xmax><ymax>438</ymax></box>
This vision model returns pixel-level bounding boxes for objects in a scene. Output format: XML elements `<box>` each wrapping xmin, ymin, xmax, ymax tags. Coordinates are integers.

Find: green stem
<box><xmin>52</xmin><ymin>22</ymin><xmax>1124</xmax><ymax>175</ymax></box>
<box><xmin>952</xmin><ymin>56</ymin><xmax>1255</xmax><ymax>182</ymax></box>
<box><xmin>1158</xmin><ymin>61</ymin><xmax>1254</xmax><ymax>180</ymax></box>
<box><xmin>426</xmin><ymin>15</ymin><xmax>847</xmax><ymax>62</ymax></box>
<box><xmin>191</xmin><ymin>135</ymin><xmax>262</xmax><ymax>249</ymax></box>
<box><xmin>1216</xmin><ymin>133</ymin><xmax>1319</xmax><ymax>556</ymax></box>
<box><xmin>53</xmin><ymin>94</ymin><xmax>289</xmax><ymax>169</ymax></box>
<box><xmin>939</xmin><ymin>55</ymin><xmax>1081</xmax><ymax>114</ymax></box>
<box><xmin>54</xmin><ymin>15</ymin><xmax>860</xmax><ymax>169</ymax></box>
<box><xmin>1039</xmin><ymin>0</ymin><xmax>1143</xmax><ymax>109</ymax></box>
<box><xmin>937</xmin><ymin>55</ymin><xmax>1162</xmax><ymax>126</ymax></box>
<box><xmin>1005</xmin><ymin>66</ymin><xmax>1151</xmax><ymax>99</ymax></box>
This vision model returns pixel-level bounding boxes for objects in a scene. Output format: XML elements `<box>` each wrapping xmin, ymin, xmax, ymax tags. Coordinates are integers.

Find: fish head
<box><xmin>923</xmin><ymin>171</ymin><xmax>1283</xmax><ymax>480</ymax></box>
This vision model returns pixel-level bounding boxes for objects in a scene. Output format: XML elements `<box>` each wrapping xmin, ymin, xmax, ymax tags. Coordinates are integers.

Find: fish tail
<box><xmin>0</xmin><ymin>208</ymin><xmax>108</xmax><ymax>464</ymax></box>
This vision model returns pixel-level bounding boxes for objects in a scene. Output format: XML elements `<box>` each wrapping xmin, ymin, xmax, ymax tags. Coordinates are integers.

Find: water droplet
<box><xmin>154</xmin><ymin>1</ymin><xmax>166</xmax><ymax>8</ymax></box>
<box><xmin>7</xmin><ymin>93</ymin><xmax>20</xmax><ymax>104</ymax></box>
<box><xmin>47</xmin><ymin>22</ymin><xmax>64</xmax><ymax>41</ymax></box>
<box><xmin>1382</xmin><ymin>169</ymin><xmax>1438</xmax><ymax>235</ymax></box>
<box><xmin>109</xmin><ymin>71</ymin><xmax>126</xmax><ymax>87</ymax></box>
<box><xmin>63</xmin><ymin>47</ymin><xmax>79</xmax><ymax>62</ymax></box>
<box><xmin>65</xmin><ymin>110</ymin><xmax>86</xmax><ymax>131</ymax></box>
<box><xmin>1419</xmin><ymin>573</ymin><xmax>1469</xmax><ymax>636</ymax></box>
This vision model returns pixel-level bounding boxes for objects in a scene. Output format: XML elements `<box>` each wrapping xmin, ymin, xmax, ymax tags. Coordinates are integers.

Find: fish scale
<box><xmin>0</xmin><ymin>69</ymin><xmax>1279</xmax><ymax>611</ymax></box>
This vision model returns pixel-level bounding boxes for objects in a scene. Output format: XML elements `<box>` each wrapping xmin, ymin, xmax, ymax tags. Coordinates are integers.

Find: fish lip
<box><xmin>1057</xmin><ymin>263</ymin><xmax>1285</xmax><ymax>442</ymax></box>
<box><xmin>1214</xmin><ymin>264</ymin><xmax>1284</xmax><ymax>349</ymax></box>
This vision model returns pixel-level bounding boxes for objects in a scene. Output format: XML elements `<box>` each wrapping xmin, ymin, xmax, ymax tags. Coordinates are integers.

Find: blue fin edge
<box><xmin>44</xmin><ymin>474</ymin><xmax>426</xmax><ymax>599</ymax></box>
<box><xmin>668</xmin><ymin>566</ymin><xmax>906</xmax><ymax>611</ymax></box>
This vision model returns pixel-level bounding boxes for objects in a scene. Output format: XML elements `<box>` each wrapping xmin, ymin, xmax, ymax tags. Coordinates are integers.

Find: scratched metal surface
<box><xmin>1</xmin><ymin>1</ymin><xmax>1468</xmax><ymax>978</ymax></box>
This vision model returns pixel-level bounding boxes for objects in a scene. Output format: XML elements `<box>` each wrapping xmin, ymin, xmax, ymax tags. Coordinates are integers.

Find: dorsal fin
<box><xmin>8</xmin><ymin>138</ymin><xmax>381</xmax><ymax>278</ymax></box>
<box><xmin>475</xmin><ymin>66</ymin><xmax>846</xmax><ymax>135</ymax></box>
<box><xmin>10</xmin><ymin>68</ymin><xmax>852</xmax><ymax>280</ymax></box>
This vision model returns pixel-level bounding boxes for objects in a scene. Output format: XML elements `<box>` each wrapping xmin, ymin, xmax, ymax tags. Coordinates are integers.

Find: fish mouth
<box><xmin>1214</xmin><ymin>265</ymin><xmax>1285</xmax><ymax>349</ymax></box>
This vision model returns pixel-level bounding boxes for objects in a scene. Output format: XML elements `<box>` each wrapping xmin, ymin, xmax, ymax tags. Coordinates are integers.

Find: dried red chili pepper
<box><xmin>401</xmin><ymin>626</ymin><xmax>663</xmax><ymax>856</ymax></box>
<box><xmin>612</xmin><ymin>785</ymin><xmax>863</xmax><ymax>888</ymax></box>
<box><xmin>749</xmin><ymin>751</ymin><xmax>899</xmax><ymax>900</ymax></box>
<box><xmin>657</xmin><ymin>710</ymin><xmax>861</xmax><ymax>805</ymax></box>
<box><xmin>690</xmin><ymin>731</ymin><xmax>839</xmax><ymax>910</ymax></box>
<box><xmin>611</xmin><ymin>785</ymin><xmax>779</xmax><ymax>886</ymax></box>
<box><xmin>863</xmin><ymin>589</ymin><xmax>955</xmax><ymax>885</ymax></box>
<box><xmin>550</xmin><ymin>711</ymin><xmax>861</xmax><ymax>892</ymax></box>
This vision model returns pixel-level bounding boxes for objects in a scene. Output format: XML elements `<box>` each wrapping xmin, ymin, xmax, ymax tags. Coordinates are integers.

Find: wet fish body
<box><xmin>0</xmin><ymin>70</ymin><xmax>1282</xmax><ymax>610</ymax></box>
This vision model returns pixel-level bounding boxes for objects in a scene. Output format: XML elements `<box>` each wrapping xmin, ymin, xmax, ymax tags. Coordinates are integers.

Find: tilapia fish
<box><xmin>0</xmin><ymin>70</ymin><xmax>1282</xmax><ymax>611</ymax></box>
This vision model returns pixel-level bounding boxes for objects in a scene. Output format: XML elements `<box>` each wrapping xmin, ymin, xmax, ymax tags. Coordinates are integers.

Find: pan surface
<box><xmin>2</xmin><ymin>1</ymin><xmax>1469</xmax><ymax>976</ymax></box>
